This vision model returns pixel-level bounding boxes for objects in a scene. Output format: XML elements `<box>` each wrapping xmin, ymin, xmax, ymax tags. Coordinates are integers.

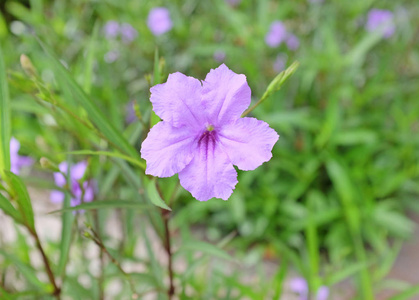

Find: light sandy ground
<box><xmin>1</xmin><ymin>187</ymin><xmax>418</xmax><ymax>299</ymax></box>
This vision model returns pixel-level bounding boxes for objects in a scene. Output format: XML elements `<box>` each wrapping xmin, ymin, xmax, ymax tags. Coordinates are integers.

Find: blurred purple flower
<box><xmin>120</xmin><ymin>23</ymin><xmax>138</xmax><ymax>43</ymax></box>
<box><xmin>104</xmin><ymin>50</ymin><xmax>120</xmax><ymax>63</ymax></box>
<box><xmin>289</xmin><ymin>277</ymin><xmax>329</xmax><ymax>300</ymax></box>
<box><xmin>225</xmin><ymin>0</ymin><xmax>242</xmax><ymax>6</ymax></box>
<box><xmin>141</xmin><ymin>64</ymin><xmax>279</xmax><ymax>201</ymax></box>
<box><xmin>286</xmin><ymin>34</ymin><xmax>300</xmax><ymax>51</ymax></box>
<box><xmin>147</xmin><ymin>7</ymin><xmax>173</xmax><ymax>36</ymax></box>
<box><xmin>125</xmin><ymin>101</ymin><xmax>137</xmax><ymax>124</ymax></box>
<box><xmin>273</xmin><ymin>54</ymin><xmax>287</xmax><ymax>73</ymax></box>
<box><xmin>103</xmin><ymin>20</ymin><xmax>120</xmax><ymax>39</ymax></box>
<box><xmin>366</xmin><ymin>9</ymin><xmax>395</xmax><ymax>38</ymax></box>
<box><xmin>50</xmin><ymin>161</ymin><xmax>95</xmax><ymax>212</ymax></box>
<box><xmin>213</xmin><ymin>50</ymin><xmax>226</xmax><ymax>62</ymax></box>
<box><xmin>10</xmin><ymin>137</ymin><xmax>33</xmax><ymax>175</ymax></box>
<box><xmin>265</xmin><ymin>21</ymin><xmax>287</xmax><ymax>48</ymax></box>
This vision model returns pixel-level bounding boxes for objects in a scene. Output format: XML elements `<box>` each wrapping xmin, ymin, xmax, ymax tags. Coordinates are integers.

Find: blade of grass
<box><xmin>57</xmin><ymin>191</ymin><xmax>74</xmax><ymax>276</ymax></box>
<box><xmin>38</xmin><ymin>39</ymin><xmax>139</xmax><ymax>159</ymax></box>
<box><xmin>242</xmin><ymin>61</ymin><xmax>299</xmax><ymax>117</ymax></box>
<box><xmin>64</xmin><ymin>150</ymin><xmax>145</xmax><ymax>170</ymax></box>
<box><xmin>6</xmin><ymin>171</ymin><xmax>35</xmax><ymax>230</ymax></box>
<box><xmin>0</xmin><ymin>44</ymin><xmax>11</xmax><ymax>175</ymax></box>
<box><xmin>49</xmin><ymin>200</ymin><xmax>150</xmax><ymax>214</ymax></box>
<box><xmin>326</xmin><ymin>157</ymin><xmax>373</xmax><ymax>300</ymax></box>
<box><xmin>83</xmin><ymin>22</ymin><xmax>99</xmax><ymax>94</ymax></box>
<box><xmin>389</xmin><ymin>283</ymin><xmax>419</xmax><ymax>300</ymax></box>
<box><xmin>0</xmin><ymin>192</ymin><xmax>23</xmax><ymax>224</ymax></box>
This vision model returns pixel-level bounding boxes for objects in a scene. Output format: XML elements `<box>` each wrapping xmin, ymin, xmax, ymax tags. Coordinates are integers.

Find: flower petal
<box><xmin>178</xmin><ymin>133</ymin><xmax>237</xmax><ymax>201</ymax></box>
<box><xmin>141</xmin><ymin>121</ymin><xmax>197</xmax><ymax>177</ymax></box>
<box><xmin>150</xmin><ymin>72</ymin><xmax>205</xmax><ymax>129</ymax></box>
<box><xmin>53</xmin><ymin>172</ymin><xmax>66</xmax><ymax>187</ymax></box>
<box><xmin>71</xmin><ymin>161</ymin><xmax>87</xmax><ymax>180</ymax></box>
<box><xmin>50</xmin><ymin>190</ymin><xmax>65</xmax><ymax>204</ymax></box>
<box><xmin>202</xmin><ymin>64</ymin><xmax>251</xmax><ymax>126</ymax></box>
<box><xmin>218</xmin><ymin>117</ymin><xmax>279</xmax><ymax>171</ymax></box>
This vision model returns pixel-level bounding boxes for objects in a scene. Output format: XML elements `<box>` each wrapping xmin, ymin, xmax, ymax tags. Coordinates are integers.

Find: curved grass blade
<box><xmin>37</xmin><ymin>39</ymin><xmax>139</xmax><ymax>160</ymax></box>
<box><xmin>49</xmin><ymin>200</ymin><xmax>150</xmax><ymax>214</ymax></box>
<box><xmin>64</xmin><ymin>150</ymin><xmax>145</xmax><ymax>170</ymax></box>
<box><xmin>0</xmin><ymin>192</ymin><xmax>23</xmax><ymax>224</ymax></box>
<box><xmin>0</xmin><ymin>44</ymin><xmax>11</xmax><ymax>175</ymax></box>
<box><xmin>6</xmin><ymin>171</ymin><xmax>35</xmax><ymax>230</ymax></box>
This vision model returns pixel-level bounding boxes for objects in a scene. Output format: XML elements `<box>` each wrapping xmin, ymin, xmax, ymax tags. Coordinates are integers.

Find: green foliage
<box><xmin>0</xmin><ymin>0</ymin><xmax>419</xmax><ymax>299</ymax></box>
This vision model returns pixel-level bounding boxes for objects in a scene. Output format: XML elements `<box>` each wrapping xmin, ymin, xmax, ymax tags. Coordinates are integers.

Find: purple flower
<box><xmin>286</xmin><ymin>34</ymin><xmax>300</xmax><ymax>51</ymax></box>
<box><xmin>273</xmin><ymin>54</ymin><xmax>287</xmax><ymax>73</ymax></box>
<box><xmin>366</xmin><ymin>9</ymin><xmax>395</xmax><ymax>38</ymax></box>
<box><xmin>10</xmin><ymin>137</ymin><xmax>33</xmax><ymax>174</ymax></box>
<box><xmin>103</xmin><ymin>21</ymin><xmax>120</xmax><ymax>39</ymax></box>
<box><xmin>289</xmin><ymin>277</ymin><xmax>329</xmax><ymax>300</ymax></box>
<box><xmin>214</xmin><ymin>50</ymin><xmax>226</xmax><ymax>62</ymax></box>
<box><xmin>104</xmin><ymin>50</ymin><xmax>120</xmax><ymax>63</ymax></box>
<box><xmin>225</xmin><ymin>0</ymin><xmax>242</xmax><ymax>6</ymax></box>
<box><xmin>265</xmin><ymin>21</ymin><xmax>287</xmax><ymax>48</ymax></box>
<box><xmin>120</xmin><ymin>23</ymin><xmax>138</xmax><ymax>43</ymax></box>
<box><xmin>50</xmin><ymin>161</ymin><xmax>95</xmax><ymax>212</ymax></box>
<box><xmin>141</xmin><ymin>64</ymin><xmax>279</xmax><ymax>201</ymax></box>
<box><xmin>147</xmin><ymin>7</ymin><xmax>173</xmax><ymax>36</ymax></box>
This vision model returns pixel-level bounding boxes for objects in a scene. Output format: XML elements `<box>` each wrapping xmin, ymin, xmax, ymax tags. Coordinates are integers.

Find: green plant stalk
<box><xmin>306</xmin><ymin>205</ymin><xmax>320</xmax><ymax>294</ymax></box>
<box><xmin>0</xmin><ymin>44</ymin><xmax>11</xmax><ymax>176</ymax></box>
<box><xmin>241</xmin><ymin>61</ymin><xmax>299</xmax><ymax>117</ymax></box>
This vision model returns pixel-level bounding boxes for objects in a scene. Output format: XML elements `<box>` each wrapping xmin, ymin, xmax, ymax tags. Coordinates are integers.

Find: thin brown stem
<box><xmin>161</xmin><ymin>209</ymin><xmax>175</xmax><ymax>299</ymax></box>
<box><xmin>28</xmin><ymin>228</ymin><xmax>61</xmax><ymax>299</ymax></box>
<box><xmin>88</xmin><ymin>228</ymin><xmax>139</xmax><ymax>299</ymax></box>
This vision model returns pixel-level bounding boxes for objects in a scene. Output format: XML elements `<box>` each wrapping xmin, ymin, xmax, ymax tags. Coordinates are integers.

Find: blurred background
<box><xmin>1</xmin><ymin>0</ymin><xmax>419</xmax><ymax>299</ymax></box>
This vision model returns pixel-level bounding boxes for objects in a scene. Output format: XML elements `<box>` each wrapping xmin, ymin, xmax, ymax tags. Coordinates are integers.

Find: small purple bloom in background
<box><xmin>225</xmin><ymin>0</ymin><xmax>242</xmax><ymax>6</ymax></box>
<box><xmin>125</xmin><ymin>101</ymin><xmax>137</xmax><ymax>124</ymax></box>
<box><xmin>273</xmin><ymin>54</ymin><xmax>287</xmax><ymax>73</ymax></box>
<box><xmin>214</xmin><ymin>50</ymin><xmax>226</xmax><ymax>62</ymax></box>
<box><xmin>265</xmin><ymin>21</ymin><xmax>287</xmax><ymax>48</ymax></box>
<box><xmin>147</xmin><ymin>7</ymin><xmax>173</xmax><ymax>36</ymax></box>
<box><xmin>286</xmin><ymin>33</ymin><xmax>300</xmax><ymax>51</ymax></box>
<box><xmin>103</xmin><ymin>20</ymin><xmax>120</xmax><ymax>39</ymax></box>
<box><xmin>366</xmin><ymin>9</ymin><xmax>395</xmax><ymax>38</ymax></box>
<box><xmin>50</xmin><ymin>161</ymin><xmax>96</xmax><ymax>212</ymax></box>
<box><xmin>289</xmin><ymin>277</ymin><xmax>329</xmax><ymax>300</ymax></box>
<box><xmin>104</xmin><ymin>50</ymin><xmax>120</xmax><ymax>63</ymax></box>
<box><xmin>120</xmin><ymin>23</ymin><xmax>138</xmax><ymax>43</ymax></box>
<box><xmin>10</xmin><ymin>137</ymin><xmax>33</xmax><ymax>175</ymax></box>
<box><xmin>141</xmin><ymin>64</ymin><xmax>279</xmax><ymax>201</ymax></box>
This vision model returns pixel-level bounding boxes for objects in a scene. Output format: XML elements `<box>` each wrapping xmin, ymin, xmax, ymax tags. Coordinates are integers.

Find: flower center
<box><xmin>206</xmin><ymin>124</ymin><xmax>215</xmax><ymax>132</ymax></box>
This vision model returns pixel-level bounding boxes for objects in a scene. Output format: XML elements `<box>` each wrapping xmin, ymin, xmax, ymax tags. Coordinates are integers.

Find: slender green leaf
<box><xmin>49</xmin><ymin>200</ymin><xmax>150</xmax><ymax>214</ymax></box>
<box><xmin>0</xmin><ymin>192</ymin><xmax>23</xmax><ymax>224</ymax></box>
<box><xmin>57</xmin><ymin>192</ymin><xmax>74</xmax><ymax>276</ymax></box>
<box><xmin>6</xmin><ymin>171</ymin><xmax>35</xmax><ymax>230</ymax></box>
<box><xmin>325</xmin><ymin>261</ymin><xmax>372</xmax><ymax>286</ymax></box>
<box><xmin>144</xmin><ymin>177</ymin><xmax>171</xmax><ymax>211</ymax></box>
<box><xmin>389</xmin><ymin>283</ymin><xmax>419</xmax><ymax>300</ymax></box>
<box><xmin>65</xmin><ymin>150</ymin><xmax>145</xmax><ymax>169</ymax></box>
<box><xmin>38</xmin><ymin>39</ymin><xmax>139</xmax><ymax>159</ymax></box>
<box><xmin>179</xmin><ymin>240</ymin><xmax>234</xmax><ymax>261</ymax></box>
<box><xmin>83</xmin><ymin>22</ymin><xmax>99</xmax><ymax>94</ymax></box>
<box><xmin>0</xmin><ymin>44</ymin><xmax>11</xmax><ymax>174</ymax></box>
<box><xmin>150</xmin><ymin>48</ymin><xmax>162</xmax><ymax>127</ymax></box>
<box><xmin>0</xmin><ymin>250</ymin><xmax>48</xmax><ymax>290</ymax></box>
<box><xmin>242</xmin><ymin>61</ymin><xmax>299</xmax><ymax>117</ymax></box>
